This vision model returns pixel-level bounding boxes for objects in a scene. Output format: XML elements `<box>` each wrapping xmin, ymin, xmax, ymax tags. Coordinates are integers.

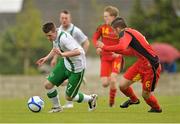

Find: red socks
<box><xmin>120</xmin><ymin>86</ymin><xmax>138</xmax><ymax>102</ymax></box>
<box><xmin>120</xmin><ymin>86</ymin><xmax>161</xmax><ymax>110</ymax></box>
<box><xmin>144</xmin><ymin>95</ymin><xmax>161</xmax><ymax>110</ymax></box>
<box><xmin>109</xmin><ymin>88</ymin><xmax>117</xmax><ymax>106</ymax></box>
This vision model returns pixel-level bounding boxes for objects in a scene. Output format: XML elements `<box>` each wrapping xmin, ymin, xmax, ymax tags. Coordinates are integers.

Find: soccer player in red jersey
<box><xmin>92</xmin><ymin>6</ymin><xmax>124</xmax><ymax>107</ymax></box>
<box><xmin>97</xmin><ymin>17</ymin><xmax>162</xmax><ymax>113</ymax></box>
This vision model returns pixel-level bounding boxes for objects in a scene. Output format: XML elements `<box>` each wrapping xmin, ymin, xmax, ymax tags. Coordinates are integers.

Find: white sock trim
<box><xmin>47</xmin><ymin>87</ymin><xmax>56</xmax><ymax>94</ymax></box>
<box><xmin>72</xmin><ymin>94</ymin><xmax>79</xmax><ymax>101</ymax></box>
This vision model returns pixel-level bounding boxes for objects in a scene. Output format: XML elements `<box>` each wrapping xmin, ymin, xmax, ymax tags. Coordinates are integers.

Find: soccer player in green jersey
<box><xmin>50</xmin><ymin>10</ymin><xmax>90</xmax><ymax>109</ymax></box>
<box><xmin>36</xmin><ymin>22</ymin><xmax>97</xmax><ymax>113</ymax></box>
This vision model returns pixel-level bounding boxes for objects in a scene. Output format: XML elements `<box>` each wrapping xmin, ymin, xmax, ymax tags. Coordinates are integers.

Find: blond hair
<box><xmin>104</xmin><ymin>6</ymin><xmax>119</xmax><ymax>17</ymax></box>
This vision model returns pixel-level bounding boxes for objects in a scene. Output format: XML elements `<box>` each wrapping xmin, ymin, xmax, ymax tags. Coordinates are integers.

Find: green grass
<box><xmin>0</xmin><ymin>96</ymin><xmax>180</xmax><ymax>123</ymax></box>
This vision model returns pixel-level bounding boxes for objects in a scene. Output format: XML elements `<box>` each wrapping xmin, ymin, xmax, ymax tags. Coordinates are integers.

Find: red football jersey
<box><xmin>102</xmin><ymin>28</ymin><xmax>158</xmax><ymax>62</ymax></box>
<box><xmin>93</xmin><ymin>24</ymin><xmax>119</xmax><ymax>60</ymax></box>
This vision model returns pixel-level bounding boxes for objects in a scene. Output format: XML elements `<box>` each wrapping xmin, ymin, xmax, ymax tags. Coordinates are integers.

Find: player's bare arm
<box><xmin>36</xmin><ymin>49</ymin><xmax>55</xmax><ymax>66</ymax></box>
<box><xmin>82</xmin><ymin>39</ymin><xmax>90</xmax><ymax>53</ymax></box>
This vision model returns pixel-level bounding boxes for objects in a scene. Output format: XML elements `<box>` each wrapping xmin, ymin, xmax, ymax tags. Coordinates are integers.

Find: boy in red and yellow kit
<box><xmin>93</xmin><ymin>6</ymin><xmax>124</xmax><ymax>107</ymax></box>
<box><xmin>97</xmin><ymin>17</ymin><xmax>162</xmax><ymax>113</ymax></box>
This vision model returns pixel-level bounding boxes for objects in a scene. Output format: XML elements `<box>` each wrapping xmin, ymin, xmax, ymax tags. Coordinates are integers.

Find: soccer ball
<box><xmin>27</xmin><ymin>96</ymin><xmax>44</xmax><ymax>112</ymax></box>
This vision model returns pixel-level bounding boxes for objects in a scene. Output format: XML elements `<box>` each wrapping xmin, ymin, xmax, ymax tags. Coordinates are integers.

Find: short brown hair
<box><xmin>60</xmin><ymin>9</ymin><xmax>71</xmax><ymax>15</ymax></box>
<box><xmin>111</xmin><ymin>17</ymin><xmax>127</xmax><ymax>29</ymax></box>
<box><xmin>104</xmin><ymin>6</ymin><xmax>119</xmax><ymax>17</ymax></box>
<box><xmin>42</xmin><ymin>22</ymin><xmax>56</xmax><ymax>33</ymax></box>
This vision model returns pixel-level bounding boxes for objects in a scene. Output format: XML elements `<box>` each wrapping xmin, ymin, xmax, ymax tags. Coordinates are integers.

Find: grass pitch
<box><xmin>0</xmin><ymin>96</ymin><xmax>180</xmax><ymax>123</ymax></box>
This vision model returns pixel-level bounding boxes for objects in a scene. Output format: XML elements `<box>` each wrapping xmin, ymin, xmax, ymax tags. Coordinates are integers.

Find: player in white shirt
<box><xmin>51</xmin><ymin>10</ymin><xmax>89</xmax><ymax>66</ymax></box>
<box><xmin>50</xmin><ymin>10</ymin><xmax>89</xmax><ymax>109</ymax></box>
<box><xmin>36</xmin><ymin>22</ymin><xmax>97</xmax><ymax>113</ymax></box>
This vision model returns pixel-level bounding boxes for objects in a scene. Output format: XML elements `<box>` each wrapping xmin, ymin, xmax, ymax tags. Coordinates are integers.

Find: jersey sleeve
<box><xmin>60</xmin><ymin>34</ymin><xmax>79</xmax><ymax>51</ymax></box>
<box><xmin>103</xmin><ymin>31</ymin><xmax>132</xmax><ymax>52</ymax></box>
<box><xmin>73</xmin><ymin>27</ymin><xmax>88</xmax><ymax>45</ymax></box>
<box><xmin>92</xmin><ymin>25</ymin><xmax>102</xmax><ymax>47</ymax></box>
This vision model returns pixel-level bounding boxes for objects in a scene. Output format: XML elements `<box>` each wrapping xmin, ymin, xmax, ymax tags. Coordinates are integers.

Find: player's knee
<box><xmin>110</xmin><ymin>73</ymin><xmax>118</xmax><ymax>84</ymax></box>
<box><xmin>101</xmin><ymin>78</ymin><xmax>109</xmax><ymax>87</ymax></box>
<box><xmin>102</xmin><ymin>82</ymin><xmax>109</xmax><ymax>87</ymax></box>
<box><xmin>119</xmin><ymin>80</ymin><xmax>127</xmax><ymax>90</ymax></box>
<box><xmin>44</xmin><ymin>80</ymin><xmax>54</xmax><ymax>90</ymax></box>
<box><xmin>110</xmin><ymin>77</ymin><xmax>117</xmax><ymax>84</ymax></box>
<box><xmin>119</xmin><ymin>84</ymin><xmax>126</xmax><ymax>91</ymax></box>
<box><xmin>142</xmin><ymin>91</ymin><xmax>151</xmax><ymax>99</ymax></box>
<box><xmin>109</xmin><ymin>78</ymin><xmax>117</xmax><ymax>89</ymax></box>
<box><xmin>119</xmin><ymin>83</ymin><xmax>128</xmax><ymax>92</ymax></box>
<box><xmin>119</xmin><ymin>78</ymin><xmax>132</xmax><ymax>91</ymax></box>
<box><xmin>65</xmin><ymin>95</ymin><xmax>73</xmax><ymax>101</ymax></box>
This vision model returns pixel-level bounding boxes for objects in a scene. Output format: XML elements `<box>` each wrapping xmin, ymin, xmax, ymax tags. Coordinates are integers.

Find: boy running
<box><xmin>50</xmin><ymin>10</ymin><xmax>89</xmax><ymax>109</ymax></box>
<box><xmin>92</xmin><ymin>6</ymin><xmax>124</xmax><ymax>107</ymax></box>
<box><xmin>36</xmin><ymin>22</ymin><xmax>97</xmax><ymax>113</ymax></box>
<box><xmin>97</xmin><ymin>17</ymin><xmax>162</xmax><ymax>113</ymax></box>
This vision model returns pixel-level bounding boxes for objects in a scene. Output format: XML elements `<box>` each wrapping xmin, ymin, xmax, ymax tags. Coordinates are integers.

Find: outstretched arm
<box><xmin>36</xmin><ymin>49</ymin><xmax>55</xmax><ymax>66</ymax></box>
<box><xmin>98</xmin><ymin>32</ymin><xmax>132</xmax><ymax>52</ymax></box>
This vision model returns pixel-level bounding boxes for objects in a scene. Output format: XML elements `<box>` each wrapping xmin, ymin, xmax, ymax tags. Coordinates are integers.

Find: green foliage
<box><xmin>0</xmin><ymin>29</ymin><xmax>23</xmax><ymax>74</ymax></box>
<box><xmin>129</xmin><ymin>0</ymin><xmax>180</xmax><ymax>48</ymax></box>
<box><xmin>129</xmin><ymin>0</ymin><xmax>146</xmax><ymax>35</ymax></box>
<box><xmin>128</xmin><ymin>0</ymin><xmax>180</xmax><ymax>71</ymax></box>
<box><xmin>123</xmin><ymin>56</ymin><xmax>137</xmax><ymax>71</ymax></box>
<box><xmin>0</xmin><ymin>0</ymin><xmax>50</xmax><ymax>74</ymax></box>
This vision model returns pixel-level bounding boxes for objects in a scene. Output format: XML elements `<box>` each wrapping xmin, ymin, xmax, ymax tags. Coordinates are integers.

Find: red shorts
<box><xmin>124</xmin><ymin>59</ymin><xmax>161</xmax><ymax>92</ymax></box>
<box><xmin>100</xmin><ymin>55</ymin><xmax>124</xmax><ymax>77</ymax></box>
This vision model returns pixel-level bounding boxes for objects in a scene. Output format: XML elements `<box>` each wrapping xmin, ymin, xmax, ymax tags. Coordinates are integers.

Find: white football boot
<box><xmin>88</xmin><ymin>94</ymin><xmax>98</xmax><ymax>111</ymax></box>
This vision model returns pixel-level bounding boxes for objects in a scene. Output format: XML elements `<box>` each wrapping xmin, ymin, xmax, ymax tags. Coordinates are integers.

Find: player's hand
<box><xmin>112</xmin><ymin>52</ymin><xmax>120</xmax><ymax>58</ymax></box>
<box><xmin>97</xmin><ymin>41</ymin><xmax>104</xmax><ymax>48</ymax></box>
<box><xmin>96</xmin><ymin>48</ymin><xmax>102</xmax><ymax>55</ymax></box>
<box><xmin>53</xmin><ymin>48</ymin><xmax>62</xmax><ymax>56</ymax></box>
<box><xmin>36</xmin><ymin>56</ymin><xmax>48</xmax><ymax>66</ymax></box>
